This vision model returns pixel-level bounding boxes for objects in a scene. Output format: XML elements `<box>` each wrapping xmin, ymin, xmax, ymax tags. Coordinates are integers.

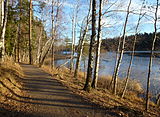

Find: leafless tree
<box><xmin>70</xmin><ymin>0</ymin><xmax>79</xmax><ymax>71</ymax></box>
<box><xmin>83</xmin><ymin>0</ymin><xmax>96</xmax><ymax>92</ymax></box>
<box><xmin>145</xmin><ymin>0</ymin><xmax>159</xmax><ymax>111</ymax></box>
<box><xmin>112</xmin><ymin>0</ymin><xmax>132</xmax><ymax>95</ymax></box>
<box><xmin>74</xmin><ymin>0</ymin><xmax>92</xmax><ymax>79</ymax></box>
<box><xmin>92</xmin><ymin>0</ymin><xmax>103</xmax><ymax>88</ymax></box>
<box><xmin>121</xmin><ymin>0</ymin><xmax>145</xmax><ymax>98</ymax></box>
<box><xmin>0</xmin><ymin>0</ymin><xmax>9</xmax><ymax>61</ymax></box>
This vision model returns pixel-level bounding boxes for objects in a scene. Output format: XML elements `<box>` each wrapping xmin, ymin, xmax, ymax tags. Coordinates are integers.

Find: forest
<box><xmin>0</xmin><ymin>0</ymin><xmax>160</xmax><ymax>116</ymax></box>
<box><xmin>102</xmin><ymin>32</ymin><xmax>160</xmax><ymax>51</ymax></box>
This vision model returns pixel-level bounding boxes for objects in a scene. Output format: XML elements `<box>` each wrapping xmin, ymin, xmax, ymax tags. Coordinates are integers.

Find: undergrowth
<box><xmin>42</xmin><ymin>65</ymin><xmax>160</xmax><ymax>117</ymax></box>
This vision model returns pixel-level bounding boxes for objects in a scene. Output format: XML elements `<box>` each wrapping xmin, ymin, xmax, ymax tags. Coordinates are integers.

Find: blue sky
<box><xmin>33</xmin><ymin>0</ymin><xmax>160</xmax><ymax>43</ymax></box>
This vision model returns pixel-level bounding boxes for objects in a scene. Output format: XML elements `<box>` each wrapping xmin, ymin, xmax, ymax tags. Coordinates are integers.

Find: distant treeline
<box><xmin>102</xmin><ymin>32</ymin><xmax>160</xmax><ymax>51</ymax></box>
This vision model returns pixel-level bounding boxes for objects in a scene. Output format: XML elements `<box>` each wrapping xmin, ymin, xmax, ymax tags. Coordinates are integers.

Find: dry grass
<box><xmin>0</xmin><ymin>57</ymin><xmax>32</xmax><ymax>116</ymax></box>
<box><xmin>97</xmin><ymin>76</ymin><xmax>143</xmax><ymax>97</ymax></box>
<box><xmin>42</xmin><ymin>65</ymin><xmax>160</xmax><ymax>117</ymax></box>
<box><xmin>1</xmin><ymin>56</ymin><xmax>23</xmax><ymax>77</ymax></box>
<box><xmin>0</xmin><ymin>57</ymin><xmax>40</xmax><ymax>116</ymax></box>
<box><xmin>0</xmin><ymin>56</ymin><xmax>24</xmax><ymax>100</ymax></box>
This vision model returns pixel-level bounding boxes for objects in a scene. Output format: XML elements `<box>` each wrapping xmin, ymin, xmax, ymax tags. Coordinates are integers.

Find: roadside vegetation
<box><xmin>0</xmin><ymin>57</ymin><xmax>36</xmax><ymax>117</ymax></box>
<box><xmin>42</xmin><ymin>65</ymin><xmax>160</xmax><ymax>117</ymax></box>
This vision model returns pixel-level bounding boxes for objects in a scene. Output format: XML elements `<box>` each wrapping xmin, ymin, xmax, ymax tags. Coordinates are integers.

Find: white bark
<box><xmin>109</xmin><ymin>36</ymin><xmax>121</xmax><ymax>88</ymax></box>
<box><xmin>70</xmin><ymin>2</ymin><xmax>79</xmax><ymax>71</ymax></box>
<box><xmin>112</xmin><ymin>0</ymin><xmax>132</xmax><ymax>95</ymax></box>
<box><xmin>83</xmin><ymin>0</ymin><xmax>96</xmax><ymax>92</ymax></box>
<box><xmin>92</xmin><ymin>0</ymin><xmax>103</xmax><ymax>88</ymax></box>
<box><xmin>121</xmin><ymin>1</ymin><xmax>145</xmax><ymax>98</ymax></box>
<box><xmin>1</xmin><ymin>0</ymin><xmax>4</xmax><ymax>27</ymax></box>
<box><xmin>145</xmin><ymin>0</ymin><xmax>159</xmax><ymax>111</ymax></box>
<box><xmin>1</xmin><ymin>0</ymin><xmax>9</xmax><ymax>60</ymax></box>
<box><xmin>74</xmin><ymin>0</ymin><xmax>92</xmax><ymax>78</ymax></box>
<box><xmin>36</xmin><ymin>27</ymin><xmax>42</xmax><ymax>64</ymax></box>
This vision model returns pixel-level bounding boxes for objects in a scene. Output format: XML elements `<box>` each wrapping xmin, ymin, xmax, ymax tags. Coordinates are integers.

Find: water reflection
<box><xmin>55</xmin><ymin>52</ymin><xmax>160</xmax><ymax>95</ymax></box>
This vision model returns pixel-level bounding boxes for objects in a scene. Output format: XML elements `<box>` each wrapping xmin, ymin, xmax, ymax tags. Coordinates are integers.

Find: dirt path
<box><xmin>19</xmin><ymin>64</ymin><xmax>115</xmax><ymax>117</ymax></box>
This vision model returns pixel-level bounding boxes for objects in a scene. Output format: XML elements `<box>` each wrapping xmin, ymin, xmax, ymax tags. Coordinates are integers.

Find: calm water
<box><xmin>55</xmin><ymin>52</ymin><xmax>160</xmax><ymax>95</ymax></box>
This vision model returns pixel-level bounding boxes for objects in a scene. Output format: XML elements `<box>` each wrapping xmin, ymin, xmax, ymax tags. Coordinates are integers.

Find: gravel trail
<box><xmin>19</xmin><ymin>64</ymin><xmax>114</xmax><ymax>117</ymax></box>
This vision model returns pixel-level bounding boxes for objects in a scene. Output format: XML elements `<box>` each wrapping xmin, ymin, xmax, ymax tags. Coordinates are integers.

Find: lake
<box><xmin>55</xmin><ymin>51</ymin><xmax>160</xmax><ymax>95</ymax></box>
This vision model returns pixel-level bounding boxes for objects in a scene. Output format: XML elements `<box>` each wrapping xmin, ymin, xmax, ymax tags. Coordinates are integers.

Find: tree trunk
<box><xmin>91</xmin><ymin>0</ymin><xmax>103</xmax><ymax>89</ymax></box>
<box><xmin>51</xmin><ymin>0</ymin><xmax>54</xmax><ymax>69</ymax></box>
<box><xmin>112</xmin><ymin>0</ymin><xmax>132</xmax><ymax>95</ymax></box>
<box><xmin>109</xmin><ymin>36</ymin><xmax>121</xmax><ymax>88</ymax></box>
<box><xmin>157</xmin><ymin>94</ymin><xmax>160</xmax><ymax>107</ymax></box>
<box><xmin>29</xmin><ymin>0</ymin><xmax>32</xmax><ymax>64</ymax></box>
<box><xmin>36</xmin><ymin>27</ymin><xmax>42</xmax><ymax>64</ymax></box>
<box><xmin>121</xmin><ymin>1</ymin><xmax>145</xmax><ymax>98</ymax></box>
<box><xmin>0</xmin><ymin>0</ymin><xmax>9</xmax><ymax>61</ymax></box>
<box><xmin>70</xmin><ymin>15</ymin><xmax>76</xmax><ymax>71</ymax></box>
<box><xmin>17</xmin><ymin>0</ymin><xmax>22</xmax><ymax>63</ymax></box>
<box><xmin>39</xmin><ymin>38</ymin><xmax>53</xmax><ymax>67</ymax></box>
<box><xmin>145</xmin><ymin>0</ymin><xmax>159</xmax><ymax>111</ymax></box>
<box><xmin>0</xmin><ymin>0</ymin><xmax>4</xmax><ymax>27</ymax></box>
<box><xmin>83</xmin><ymin>0</ymin><xmax>96</xmax><ymax>92</ymax></box>
<box><xmin>70</xmin><ymin>3</ymin><xmax>79</xmax><ymax>72</ymax></box>
<box><xmin>74</xmin><ymin>0</ymin><xmax>92</xmax><ymax>79</ymax></box>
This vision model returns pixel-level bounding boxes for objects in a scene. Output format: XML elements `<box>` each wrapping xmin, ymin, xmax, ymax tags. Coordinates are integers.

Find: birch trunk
<box><xmin>112</xmin><ymin>0</ymin><xmax>132</xmax><ymax>95</ymax></box>
<box><xmin>74</xmin><ymin>0</ymin><xmax>92</xmax><ymax>79</ymax></box>
<box><xmin>109</xmin><ymin>36</ymin><xmax>121</xmax><ymax>88</ymax></box>
<box><xmin>145</xmin><ymin>0</ymin><xmax>159</xmax><ymax>111</ymax></box>
<box><xmin>51</xmin><ymin>0</ymin><xmax>60</xmax><ymax>68</ymax></box>
<box><xmin>70</xmin><ymin>2</ymin><xmax>79</xmax><ymax>72</ymax></box>
<box><xmin>83</xmin><ymin>0</ymin><xmax>96</xmax><ymax>92</ymax></box>
<box><xmin>1</xmin><ymin>0</ymin><xmax>9</xmax><ymax>61</ymax></box>
<box><xmin>121</xmin><ymin>1</ymin><xmax>145</xmax><ymax>98</ymax></box>
<box><xmin>39</xmin><ymin>1</ymin><xmax>59</xmax><ymax>67</ymax></box>
<box><xmin>1</xmin><ymin>0</ymin><xmax>4</xmax><ymax>27</ymax></box>
<box><xmin>70</xmin><ymin>15</ymin><xmax>76</xmax><ymax>71</ymax></box>
<box><xmin>39</xmin><ymin>38</ymin><xmax>52</xmax><ymax>67</ymax></box>
<box><xmin>92</xmin><ymin>0</ymin><xmax>103</xmax><ymax>88</ymax></box>
<box><xmin>36</xmin><ymin>27</ymin><xmax>42</xmax><ymax>64</ymax></box>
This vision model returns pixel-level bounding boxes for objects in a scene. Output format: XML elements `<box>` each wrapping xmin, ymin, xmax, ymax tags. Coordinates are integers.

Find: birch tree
<box><xmin>51</xmin><ymin>0</ymin><xmax>60</xmax><ymax>68</ymax></box>
<box><xmin>112</xmin><ymin>0</ymin><xmax>132</xmax><ymax>95</ymax></box>
<box><xmin>0</xmin><ymin>0</ymin><xmax>4</xmax><ymax>28</ymax></box>
<box><xmin>74</xmin><ymin>0</ymin><xmax>92</xmax><ymax>79</ymax></box>
<box><xmin>36</xmin><ymin>2</ymin><xmax>46</xmax><ymax>65</ymax></box>
<box><xmin>83</xmin><ymin>0</ymin><xmax>96</xmax><ymax>92</ymax></box>
<box><xmin>109</xmin><ymin>36</ymin><xmax>121</xmax><ymax>88</ymax></box>
<box><xmin>91</xmin><ymin>0</ymin><xmax>103</xmax><ymax>88</ymax></box>
<box><xmin>145</xmin><ymin>0</ymin><xmax>159</xmax><ymax>111</ymax></box>
<box><xmin>0</xmin><ymin>0</ymin><xmax>9</xmax><ymax>61</ymax></box>
<box><xmin>39</xmin><ymin>0</ymin><xmax>61</xmax><ymax>67</ymax></box>
<box><xmin>70</xmin><ymin>0</ymin><xmax>79</xmax><ymax>71</ymax></box>
<box><xmin>121</xmin><ymin>0</ymin><xmax>145</xmax><ymax>98</ymax></box>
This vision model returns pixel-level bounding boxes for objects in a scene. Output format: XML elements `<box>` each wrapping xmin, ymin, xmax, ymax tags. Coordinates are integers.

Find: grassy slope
<box><xmin>42</xmin><ymin>65</ymin><xmax>160</xmax><ymax>117</ymax></box>
<box><xmin>0</xmin><ymin>58</ymin><xmax>36</xmax><ymax>117</ymax></box>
